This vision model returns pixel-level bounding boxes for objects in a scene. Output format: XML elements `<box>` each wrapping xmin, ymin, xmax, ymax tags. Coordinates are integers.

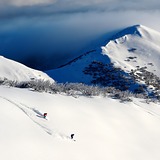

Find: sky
<box><xmin>0</xmin><ymin>0</ymin><xmax>160</xmax><ymax>70</ymax></box>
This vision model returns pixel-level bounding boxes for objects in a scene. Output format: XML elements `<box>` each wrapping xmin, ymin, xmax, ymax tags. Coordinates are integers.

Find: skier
<box><xmin>71</xmin><ymin>134</ymin><xmax>74</xmax><ymax>139</ymax></box>
<box><xmin>43</xmin><ymin>113</ymin><xmax>47</xmax><ymax>118</ymax></box>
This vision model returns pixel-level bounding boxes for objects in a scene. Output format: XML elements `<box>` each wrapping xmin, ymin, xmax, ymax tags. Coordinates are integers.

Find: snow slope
<box><xmin>0</xmin><ymin>56</ymin><xmax>54</xmax><ymax>82</ymax></box>
<box><xmin>46</xmin><ymin>25</ymin><xmax>160</xmax><ymax>83</ymax></box>
<box><xmin>47</xmin><ymin>49</ymin><xmax>110</xmax><ymax>84</ymax></box>
<box><xmin>1</xmin><ymin>86</ymin><xmax>160</xmax><ymax>160</ymax></box>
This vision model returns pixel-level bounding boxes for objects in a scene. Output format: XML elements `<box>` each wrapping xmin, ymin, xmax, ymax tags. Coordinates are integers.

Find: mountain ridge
<box><xmin>0</xmin><ymin>56</ymin><xmax>54</xmax><ymax>83</ymax></box>
<box><xmin>46</xmin><ymin>24</ymin><xmax>160</xmax><ymax>97</ymax></box>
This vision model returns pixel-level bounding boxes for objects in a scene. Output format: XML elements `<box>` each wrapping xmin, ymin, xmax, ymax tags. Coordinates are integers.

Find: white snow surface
<box><xmin>0</xmin><ymin>56</ymin><xmax>54</xmax><ymax>82</ymax></box>
<box><xmin>1</xmin><ymin>86</ymin><xmax>160</xmax><ymax>160</ymax></box>
<box><xmin>47</xmin><ymin>25</ymin><xmax>160</xmax><ymax>82</ymax></box>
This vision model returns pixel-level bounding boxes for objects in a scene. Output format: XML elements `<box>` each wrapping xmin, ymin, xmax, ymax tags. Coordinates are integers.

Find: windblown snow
<box><xmin>1</xmin><ymin>86</ymin><xmax>160</xmax><ymax>160</ymax></box>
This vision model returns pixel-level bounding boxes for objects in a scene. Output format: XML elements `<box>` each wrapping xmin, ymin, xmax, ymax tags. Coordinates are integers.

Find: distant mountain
<box><xmin>46</xmin><ymin>25</ymin><xmax>160</xmax><ymax>95</ymax></box>
<box><xmin>0</xmin><ymin>56</ymin><xmax>54</xmax><ymax>83</ymax></box>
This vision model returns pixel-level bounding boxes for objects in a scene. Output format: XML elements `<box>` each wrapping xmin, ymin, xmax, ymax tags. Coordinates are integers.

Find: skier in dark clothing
<box><xmin>71</xmin><ymin>134</ymin><xmax>74</xmax><ymax>139</ymax></box>
<box><xmin>43</xmin><ymin>113</ymin><xmax>47</xmax><ymax>118</ymax></box>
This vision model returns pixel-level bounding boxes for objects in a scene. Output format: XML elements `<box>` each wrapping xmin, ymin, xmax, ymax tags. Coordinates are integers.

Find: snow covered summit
<box><xmin>102</xmin><ymin>24</ymin><xmax>160</xmax><ymax>77</ymax></box>
<box><xmin>0</xmin><ymin>56</ymin><xmax>54</xmax><ymax>82</ymax></box>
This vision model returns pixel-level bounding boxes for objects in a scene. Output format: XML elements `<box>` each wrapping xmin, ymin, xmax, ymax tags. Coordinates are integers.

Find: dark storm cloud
<box><xmin>0</xmin><ymin>0</ymin><xmax>160</xmax><ymax>70</ymax></box>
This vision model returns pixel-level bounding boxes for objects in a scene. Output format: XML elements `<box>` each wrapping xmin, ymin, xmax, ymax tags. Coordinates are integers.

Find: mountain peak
<box><xmin>112</xmin><ymin>24</ymin><xmax>160</xmax><ymax>41</ymax></box>
<box><xmin>112</xmin><ymin>24</ymin><xmax>143</xmax><ymax>40</ymax></box>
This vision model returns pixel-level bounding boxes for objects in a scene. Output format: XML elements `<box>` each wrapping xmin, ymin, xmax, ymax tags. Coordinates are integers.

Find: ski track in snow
<box><xmin>1</xmin><ymin>95</ymin><xmax>160</xmax><ymax>142</ymax></box>
<box><xmin>0</xmin><ymin>96</ymin><xmax>71</xmax><ymax>141</ymax></box>
<box><xmin>133</xmin><ymin>101</ymin><xmax>160</xmax><ymax>119</ymax></box>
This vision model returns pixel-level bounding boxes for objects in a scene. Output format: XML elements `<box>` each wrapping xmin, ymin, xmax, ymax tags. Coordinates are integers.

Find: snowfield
<box><xmin>1</xmin><ymin>86</ymin><xmax>160</xmax><ymax>160</ymax></box>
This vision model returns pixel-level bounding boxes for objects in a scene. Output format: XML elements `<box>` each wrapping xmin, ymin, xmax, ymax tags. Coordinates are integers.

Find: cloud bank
<box><xmin>0</xmin><ymin>0</ymin><xmax>160</xmax><ymax>70</ymax></box>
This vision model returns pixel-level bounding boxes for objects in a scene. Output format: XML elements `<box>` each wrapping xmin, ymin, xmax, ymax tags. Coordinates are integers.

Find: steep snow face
<box><xmin>47</xmin><ymin>25</ymin><xmax>160</xmax><ymax>84</ymax></box>
<box><xmin>0</xmin><ymin>56</ymin><xmax>54</xmax><ymax>82</ymax></box>
<box><xmin>102</xmin><ymin>25</ymin><xmax>160</xmax><ymax>77</ymax></box>
<box><xmin>1</xmin><ymin>86</ymin><xmax>160</xmax><ymax>160</ymax></box>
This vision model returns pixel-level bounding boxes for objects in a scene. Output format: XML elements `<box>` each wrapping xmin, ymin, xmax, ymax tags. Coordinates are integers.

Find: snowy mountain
<box><xmin>46</xmin><ymin>24</ymin><xmax>160</xmax><ymax>95</ymax></box>
<box><xmin>0</xmin><ymin>56</ymin><xmax>54</xmax><ymax>82</ymax></box>
<box><xmin>102</xmin><ymin>24</ymin><xmax>160</xmax><ymax>77</ymax></box>
<box><xmin>1</xmin><ymin>86</ymin><xmax>160</xmax><ymax>160</ymax></box>
<box><xmin>2</xmin><ymin>25</ymin><xmax>160</xmax><ymax>160</ymax></box>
